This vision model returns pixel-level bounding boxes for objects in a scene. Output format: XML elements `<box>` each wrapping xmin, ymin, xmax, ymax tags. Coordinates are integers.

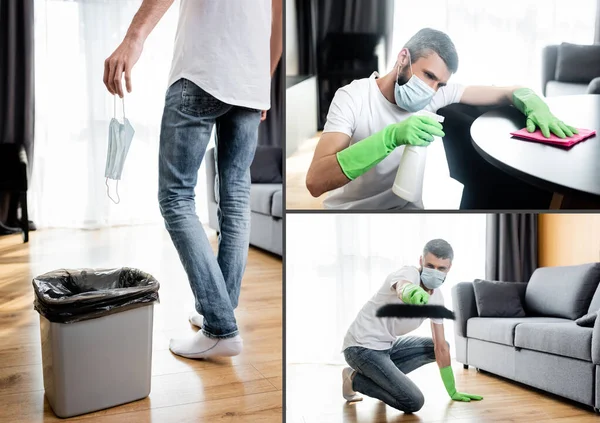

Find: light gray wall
<box><xmin>286</xmin><ymin>0</ymin><xmax>299</xmax><ymax>75</ymax></box>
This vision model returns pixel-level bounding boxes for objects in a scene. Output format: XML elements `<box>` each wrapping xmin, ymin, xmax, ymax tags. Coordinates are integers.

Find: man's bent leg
<box><xmin>344</xmin><ymin>347</ymin><xmax>426</xmax><ymax>413</ymax></box>
<box><xmin>158</xmin><ymin>79</ymin><xmax>238</xmax><ymax>339</ymax></box>
<box><xmin>214</xmin><ymin>106</ymin><xmax>261</xmax><ymax>309</ymax></box>
<box><xmin>390</xmin><ymin>336</ymin><xmax>437</xmax><ymax>374</ymax></box>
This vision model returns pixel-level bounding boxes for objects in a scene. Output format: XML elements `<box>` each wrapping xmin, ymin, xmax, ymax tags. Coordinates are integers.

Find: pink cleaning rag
<box><xmin>510</xmin><ymin>127</ymin><xmax>596</xmax><ymax>147</ymax></box>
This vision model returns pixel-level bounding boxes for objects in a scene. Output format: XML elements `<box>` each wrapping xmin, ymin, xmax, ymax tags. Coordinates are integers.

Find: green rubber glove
<box><xmin>440</xmin><ymin>366</ymin><xmax>483</xmax><ymax>402</ymax></box>
<box><xmin>512</xmin><ymin>88</ymin><xmax>578</xmax><ymax>139</ymax></box>
<box><xmin>401</xmin><ymin>283</ymin><xmax>429</xmax><ymax>305</ymax></box>
<box><xmin>336</xmin><ymin>115</ymin><xmax>445</xmax><ymax>180</ymax></box>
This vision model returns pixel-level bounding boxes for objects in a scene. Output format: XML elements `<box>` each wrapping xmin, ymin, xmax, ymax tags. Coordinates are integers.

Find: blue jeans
<box><xmin>158</xmin><ymin>78</ymin><xmax>261</xmax><ymax>339</ymax></box>
<box><xmin>344</xmin><ymin>336</ymin><xmax>437</xmax><ymax>413</ymax></box>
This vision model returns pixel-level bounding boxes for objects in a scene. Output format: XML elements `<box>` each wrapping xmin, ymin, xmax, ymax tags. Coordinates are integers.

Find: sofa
<box><xmin>205</xmin><ymin>147</ymin><xmax>282</xmax><ymax>256</ymax></box>
<box><xmin>452</xmin><ymin>263</ymin><xmax>600</xmax><ymax>411</ymax></box>
<box><xmin>542</xmin><ymin>44</ymin><xmax>600</xmax><ymax>97</ymax></box>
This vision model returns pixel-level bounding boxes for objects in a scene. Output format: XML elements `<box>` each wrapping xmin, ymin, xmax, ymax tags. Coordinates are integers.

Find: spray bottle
<box><xmin>391</xmin><ymin>110</ymin><xmax>445</xmax><ymax>203</ymax></box>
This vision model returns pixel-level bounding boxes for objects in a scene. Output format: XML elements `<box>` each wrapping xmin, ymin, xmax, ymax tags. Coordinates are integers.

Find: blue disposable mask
<box><xmin>420</xmin><ymin>267</ymin><xmax>446</xmax><ymax>290</ymax></box>
<box><xmin>394</xmin><ymin>53</ymin><xmax>436</xmax><ymax>112</ymax></box>
<box><xmin>105</xmin><ymin>97</ymin><xmax>134</xmax><ymax>204</ymax></box>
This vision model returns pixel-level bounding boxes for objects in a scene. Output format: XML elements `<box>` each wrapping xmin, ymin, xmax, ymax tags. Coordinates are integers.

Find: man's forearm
<box><xmin>306</xmin><ymin>155</ymin><xmax>350</xmax><ymax>197</ymax></box>
<box><xmin>461</xmin><ymin>85</ymin><xmax>525</xmax><ymax>106</ymax></box>
<box><xmin>435</xmin><ymin>344</ymin><xmax>451</xmax><ymax>368</ymax></box>
<box><xmin>125</xmin><ymin>0</ymin><xmax>175</xmax><ymax>43</ymax></box>
<box><xmin>270</xmin><ymin>0</ymin><xmax>283</xmax><ymax>76</ymax></box>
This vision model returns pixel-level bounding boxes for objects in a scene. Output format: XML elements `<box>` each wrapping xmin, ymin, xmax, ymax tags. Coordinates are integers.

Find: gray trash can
<box><xmin>33</xmin><ymin>268</ymin><xmax>160</xmax><ymax>418</ymax></box>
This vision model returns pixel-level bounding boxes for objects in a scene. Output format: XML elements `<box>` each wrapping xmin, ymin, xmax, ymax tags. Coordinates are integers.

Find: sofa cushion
<box><xmin>576</xmin><ymin>312</ymin><xmax>597</xmax><ymax>328</ymax></box>
<box><xmin>515</xmin><ymin>322</ymin><xmax>593</xmax><ymax>362</ymax></box>
<box><xmin>473</xmin><ymin>280</ymin><xmax>526</xmax><ymax>317</ymax></box>
<box><xmin>555</xmin><ymin>43</ymin><xmax>600</xmax><ymax>83</ymax></box>
<box><xmin>271</xmin><ymin>190</ymin><xmax>282</xmax><ymax>218</ymax></box>
<box><xmin>525</xmin><ymin>263</ymin><xmax>600</xmax><ymax>320</ymax></box>
<box><xmin>545</xmin><ymin>81</ymin><xmax>588</xmax><ymax>97</ymax></box>
<box><xmin>250</xmin><ymin>184</ymin><xmax>280</xmax><ymax>216</ymax></box>
<box><xmin>250</xmin><ymin>146</ymin><xmax>282</xmax><ymax>183</ymax></box>
<box><xmin>467</xmin><ymin>317</ymin><xmax>570</xmax><ymax>346</ymax></box>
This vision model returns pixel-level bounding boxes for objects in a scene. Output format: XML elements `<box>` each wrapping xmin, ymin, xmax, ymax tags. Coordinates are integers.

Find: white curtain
<box><xmin>286</xmin><ymin>213</ymin><xmax>487</xmax><ymax>365</ymax></box>
<box><xmin>390</xmin><ymin>0</ymin><xmax>598</xmax><ymax>90</ymax></box>
<box><xmin>32</xmin><ymin>0</ymin><xmax>214</xmax><ymax>229</ymax></box>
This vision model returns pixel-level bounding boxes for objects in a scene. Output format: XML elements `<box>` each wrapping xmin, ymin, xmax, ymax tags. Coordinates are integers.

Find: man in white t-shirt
<box><xmin>342</xmin><ymin>239</ymin><xmax>482</xmax><ymax>413</ymax></box>
<box><xmin>306</xmin><ymin>28</ymin><xmax>578</xmax><ymax>210</ymax></box>
<box><xmin>103</xmin><ymin>0</ymin><xmax>282</xmax><ymax>359</ymax></box>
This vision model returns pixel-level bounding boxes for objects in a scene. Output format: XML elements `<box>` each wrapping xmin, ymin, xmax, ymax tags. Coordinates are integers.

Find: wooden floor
<box><xmin>0</xmin><ymin>225</ymin><xmax>282</xmax><ymax>422</ymax></box>
<box><xmin>286</xmin><ymin>363</ymin><xmax>598</xmax><ymax>423</ymax></box>
<box><xmin>286</xmin><ymin>134</ymin><xmax>325</xmax><ymax>210</ymax></box>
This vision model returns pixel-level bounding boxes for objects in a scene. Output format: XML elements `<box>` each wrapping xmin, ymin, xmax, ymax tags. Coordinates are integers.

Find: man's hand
<box><xmin>440</xmin><ymin>366</ymin><xmax>483</xmax><ymax>402</ymax></box>
<box><xmin>401</xmin><ymin>284</ymin><xmax>429</xmax><ymax>305</ymax></box>
<box><xmin>104</xmin><ymin>37</ymin><xmax>144</xmax><ymax>98</ymax></box>
<box><xmin>261</xmin><ymin>110</ymin><xmax>268</xmax><ymax>122</ymax></box>
<box><xmin>512</xmin><ymin>88</ymin><xmax>578</xmax><ymax>139</ymax></box>
<box><xmin>450</xmin><ymin>391</ymin><xmax>483</xmax><ymax>402</ymax></box>
<box><xmin>103</xmin><ymin>0</ymin><xmax>174</xmax><ymax>97</ymax></box>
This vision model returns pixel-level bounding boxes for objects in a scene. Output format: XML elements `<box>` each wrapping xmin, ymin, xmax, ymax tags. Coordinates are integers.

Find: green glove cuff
<box><xmin>335</xmin><ymin>124</ymin><xmax>397</xmax><ymax>181</ymax></box>
<box><xmin>512</xmin><ymin>87</ymin><xmax>549</xmax><ymax>116</ymax></box>
<box><xmin>440</xmin><ymin>366</ymin><xmax>457</xmax><ymax>398</ymax></box>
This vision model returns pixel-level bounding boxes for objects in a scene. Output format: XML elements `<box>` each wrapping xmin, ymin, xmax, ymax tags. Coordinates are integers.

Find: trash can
<box><xmin>33</xmin><ymin>267</ymin><xmax>160</xmax><ymax>418</ymax></box>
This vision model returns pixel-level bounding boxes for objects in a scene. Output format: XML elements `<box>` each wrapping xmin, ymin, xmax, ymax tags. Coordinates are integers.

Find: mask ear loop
<box><xmin>106</xmin><ymin>178</ymin><xmax>121</xmax><ymax>204</ymax></box>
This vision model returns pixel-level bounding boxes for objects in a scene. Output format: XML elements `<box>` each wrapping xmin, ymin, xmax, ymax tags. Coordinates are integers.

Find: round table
<box><xmin>470</xmin><ymin>95</ymin><xmax>600</xmax><ymax>209</ymax></box>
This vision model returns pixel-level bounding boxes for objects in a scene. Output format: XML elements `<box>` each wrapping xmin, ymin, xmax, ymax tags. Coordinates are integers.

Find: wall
<box><xmin>539</xmin><ymin>214</ymin><xmax>600</xmax><ymax>267</ymax></box>
<box><xmin>285</xmin><ymin>0</ymin><xmax>299</xmax><ymax>75</ymax></box>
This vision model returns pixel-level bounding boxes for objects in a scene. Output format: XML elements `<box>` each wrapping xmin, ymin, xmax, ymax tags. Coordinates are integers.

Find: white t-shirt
<box><xmin>168</xmin><ymin>0</ymin><xmax>272</xmax><ymax>110</ymax></box>
<box><xmin>322</xmin><ymin>73</ymin><xmax>465</xmax><ymax>210</ymax></box>
<box><xmin>342</xmin><ymin>266</ymin><xmax>445</xmax><ymax>351</ymax></box>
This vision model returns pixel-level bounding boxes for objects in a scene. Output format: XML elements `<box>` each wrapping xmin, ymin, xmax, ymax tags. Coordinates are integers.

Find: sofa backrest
<box><xmin>525</xmin><ymin>263</ymin><xmax>600</xmax><ymax>320</ymax></box>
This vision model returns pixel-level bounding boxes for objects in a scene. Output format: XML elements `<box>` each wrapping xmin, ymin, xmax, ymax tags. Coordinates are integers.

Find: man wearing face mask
<box><xmin>306</xmin><ymin>28</ymin><xmax>578</xmax><ymax>210</ymax></box>
<box><xmin>341</xmin><ymin>239</ymin><xmax>482</xmax><ymax>413</ymax></box>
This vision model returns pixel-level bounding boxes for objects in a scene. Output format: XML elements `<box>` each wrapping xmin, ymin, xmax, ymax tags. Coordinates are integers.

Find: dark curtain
<box><xmin>258</xmin><ymin>61</ymin><xmax>284</xmax><ymax>147</ymax></box>
<box><xmin>486</xmin><ymin>214</ymin><xmax>538</xmax><ymax>282</ymax></box>
<box><xmin>295</xmin><ymin>0</ymin><xmax>317</xmax><ymax>76</ymax></box>
<box><xmin>0</xmin><ymin>0</ymin><xmax>35</xmax><ymax>225</ymax></box>
<box><xmin>296</xmin><ymin>0</ymin><xmax>394</xmax><ymax>129</ymax></box>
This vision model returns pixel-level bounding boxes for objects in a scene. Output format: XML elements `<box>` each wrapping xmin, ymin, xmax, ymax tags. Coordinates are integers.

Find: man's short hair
<box><xmin>423</xmin><ymin>239</ymin><xmax>454</xmax><ymax>261</ymax></box>
<box><xmin>403</xmin><ymin>28</ymin><xmax>459</xmax><ymax>74</ymax></box>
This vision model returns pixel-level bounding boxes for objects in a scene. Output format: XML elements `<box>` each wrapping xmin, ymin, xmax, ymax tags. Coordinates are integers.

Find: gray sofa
<box><xmin>452</xmin><ymin>263</ymin><xmax>600</xmax><ymax>411</ymax></box>
<box><xmin>542</xmin><ymin>44</ymin><xmax>600</xmax><ymax>97</ymax></box>
<box><xmin>205</xmin><ymin>147</ymin><xmax>282</xmax><ymax>256</ymax></box>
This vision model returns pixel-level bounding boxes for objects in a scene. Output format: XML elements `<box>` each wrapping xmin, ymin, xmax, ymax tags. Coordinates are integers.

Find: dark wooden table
<box><xmin>470</xmin><ymin>95</ymin><xmax>600</xmax><ymax>209</ymax></box>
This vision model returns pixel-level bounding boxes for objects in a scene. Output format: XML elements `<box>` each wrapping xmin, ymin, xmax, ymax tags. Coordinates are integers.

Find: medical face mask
<box><xmin>420</xmin><ymin>267</ymin><xmax>446</xmax><ymax>290</ymax></box>
<box><xmin>394</xmin><ymin>53</ymin><xmax>436</xmax><ymax>113</ymax></box>
<box><xmin>105</xmin><ymin>96</ymin><xmax>134</xmax><ymax>204</ymax></box>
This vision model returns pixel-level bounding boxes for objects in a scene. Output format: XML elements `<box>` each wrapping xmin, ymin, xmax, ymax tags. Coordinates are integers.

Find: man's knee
<box><xmin>158</xmin><ymin>194</ymin><xmax>194</xmax><ymax>221</ymax></box>
<box><xmin>402</xmin><ymin>390</ymin><xmax>425</xmax><ymax>413</ymax></box>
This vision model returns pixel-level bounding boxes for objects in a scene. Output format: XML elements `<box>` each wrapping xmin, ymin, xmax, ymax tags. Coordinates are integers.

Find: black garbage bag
<box><xmin>33</xmin><ymin>267</ymin><xmax>160</xmax><ymax>324</ymax></box>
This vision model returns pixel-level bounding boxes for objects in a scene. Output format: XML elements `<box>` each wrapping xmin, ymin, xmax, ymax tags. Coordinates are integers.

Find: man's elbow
<box><xmin>305</xmin><ymin>171</ymin><xmax>324</xmax><ymax>198</ymax></box>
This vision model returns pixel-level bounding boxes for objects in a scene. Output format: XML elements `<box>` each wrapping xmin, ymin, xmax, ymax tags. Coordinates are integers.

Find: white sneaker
<box><xmin>169</xmin><ymin>331</ymin><xmax>243</xmax><ymax>359</ymax></box>
<box><xmin>188</xmin><ymin>311</ymin><xmax>204</xmax><ymax>328</ymax></box>
<box><xmin>342</xmin><ymin>367</ymin><xmax>363</xmax><ymax>402</ymax></box>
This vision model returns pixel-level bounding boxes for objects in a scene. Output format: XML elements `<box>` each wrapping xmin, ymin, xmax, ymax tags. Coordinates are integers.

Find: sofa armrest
<box><xmin>542</xmin><ymin>45</ymin><xmax>559</xmax><ymax>96</ymax></box>
<box><xmin>451</xmin><ymin>282</ymin><xmax>478</xmax><ymax>337</ymax></box>
<box><xmin>205</xmin><ymin>148</ymin><xmax>217</xmax><ymax>203</ymax></box>
<box><xmin>592</xmin><ymin>313</ymin><xmax>600</xmax><ymax>364</ymax></box>
<box><xmin>587</xmin><ymin>77</ymin><xmax>600</xmax><ymax>95</ymax></box>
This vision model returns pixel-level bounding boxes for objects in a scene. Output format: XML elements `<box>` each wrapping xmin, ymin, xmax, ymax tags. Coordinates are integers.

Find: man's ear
<box><xmin>398</xmin><ymin>48</ymin><xmax>409</xmax><ymax>68</ymax></box>
<box><xmin>419</xmin><ymin>256</ymin><xmax>423</xmax><ymax>268</ymax></box>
